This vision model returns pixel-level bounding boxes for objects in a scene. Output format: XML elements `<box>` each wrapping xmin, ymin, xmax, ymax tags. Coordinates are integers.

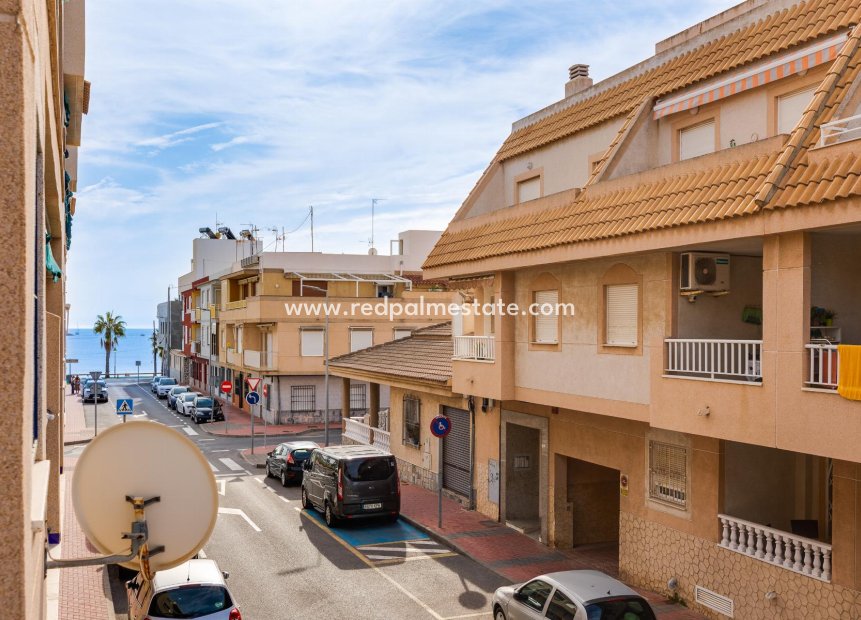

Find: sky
<box><xmin>67</xmin><ymin>0</ymin><xmax>737</xmax><ymax>328</ymax></box>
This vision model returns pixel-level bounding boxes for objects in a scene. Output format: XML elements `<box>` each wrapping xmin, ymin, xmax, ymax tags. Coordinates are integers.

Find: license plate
<box><xmin>363</xmin><ymin>503</ymin><xmax>382</xmax><ymax>510</ymax></box>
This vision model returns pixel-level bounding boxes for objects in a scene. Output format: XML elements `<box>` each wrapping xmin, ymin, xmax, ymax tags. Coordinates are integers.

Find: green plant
<box><xmin>93</xmin><ymin>312</ymin><xmax>126</xmax><ymax>378</ymax></box>
<box><xmin>811</xmin><ymin>306</ymin><xmax>836</xmax><ymax>326</ymax></box>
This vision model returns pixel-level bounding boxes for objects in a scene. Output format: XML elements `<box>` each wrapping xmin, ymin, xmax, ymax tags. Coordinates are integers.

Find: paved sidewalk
<box><xmin>64</xmin><ymin>389</ymin><xmax>95</xmax><ymax>445</ymax></box>
<box><xmin>197</xmin><ymin>393</ymin><xmax>325</xmax><ymax>437</ymax></box>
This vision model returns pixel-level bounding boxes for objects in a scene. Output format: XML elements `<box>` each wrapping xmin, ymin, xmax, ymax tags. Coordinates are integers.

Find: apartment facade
<box><xmin>420</xmin><ymin>1</ymin><xmax>861</xmax><ymax>617</ymax></box>
<box><xmin>216</xmin><ymin>230</ymin><xmax>453</xmax><ymax>423</ymax></box>
<box><xmin>0</xmin><ymin>0</ymin><xmax>87</xmax><ymax>616</ymax></box>
<box><xmin>156</xmin><ymin>299</ymin><xmax>181</xmax><ymax>375</ymax></box>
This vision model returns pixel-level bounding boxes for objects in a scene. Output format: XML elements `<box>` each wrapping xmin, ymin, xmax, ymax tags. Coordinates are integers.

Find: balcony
<box><xmin>453</xmin><ymin>335</ymin><xmax>495</xmax><ymax>361</ymax></box>
<box><xmin>719</xmin><ymin>514</ymin><xmax>831</xmax><ymax>582</ymax></box>
<box><xmin>665</xmin><ymin>338</ymin><xmax>762</xmax><ymax>383</ymax></box>
<box><xmin>224</xmin><ymin>300</ymin><xmax>247</xmax><ymax>311</ymax></box>
<box><xmin>226</xmin><ymin>348</ymin><xmax>241</xmax><ymax>367</ymax></box>
<box><xmin>819</xmin><ymin>113</ymin><xmax>861</xmax><ymax>147</ymax></box>
<box><xmin>191</xmin><ymin>341</ymin><xmax>201</xmax><ymax>355</ymax></box>
<box><xmin>209</xmin><ymin>304</ymin><xmax>219</xmax><ymax>319</ymax></box>
<box><xmin>194</xmin><ymin>308</ymin><xmax>201</xmax><ymax>321</ymax></box>
<box><xmin>343</xmin><ymin>417</ymin><xmax>391</xmax><ymax>453</ymax></box>
<box><xmin>244</xmin><ymin>349</ymin><xmax>274</xmax><ymax>370</ymax></box>
<box><xmin>805</xmin><ymin>343</ymin><xmax>838</xmax><ymax>390</ymax></box>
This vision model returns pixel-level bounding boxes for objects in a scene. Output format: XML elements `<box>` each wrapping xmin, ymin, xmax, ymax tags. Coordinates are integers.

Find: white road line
<box><xmin>217</xmin><ymin>507</ymin><xmax>261</xmax><ymax>532</ymax></box>
<box><xmin>279</xmin><ymin>496</ymin><xmax>289</xmax><ymax>503</ymax></box>
<box><xmin>217</xmin><ymin>480</ymin><xmax>226</xmax><ymax>496</ymax></box>
<box><xmin>219</xmin><ymin>458</ymin><xmax>245</xmax><ymax>472</ymax></box>
<box><xmin>209</xmin><ymin>462</ymin><xmax>219</xmax><ymax>472</ymax></box>
<box><xmin>210</xmin><ymin>449</ymin><xmax>230</xmax><ymax>453</ymax></box>
<box><xmin>182</xmin><ymin>427</ymin><xmax>199</xmax><ymax>436</ymax></box>
<box><xmin>197</xmin><ymin>549</ymin><xmax>207</xmax><ymax>559</ymax></box>
<box><xmin>197</xmin><ymin>438</ymin><xmax>216</xmax><ymax>442</ymax></box>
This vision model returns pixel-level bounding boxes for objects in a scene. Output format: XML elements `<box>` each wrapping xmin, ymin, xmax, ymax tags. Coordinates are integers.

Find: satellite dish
<box><xmin>72</xmin><ymin>421</ymin><xmax>218</xmax><ymax>571</ymax></box>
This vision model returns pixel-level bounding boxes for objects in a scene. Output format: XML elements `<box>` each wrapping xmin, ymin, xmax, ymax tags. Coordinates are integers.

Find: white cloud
<box><xmin>136</xmin><ymin>122</ymin><xmax>224</xmax><ymax>150</ymax></box>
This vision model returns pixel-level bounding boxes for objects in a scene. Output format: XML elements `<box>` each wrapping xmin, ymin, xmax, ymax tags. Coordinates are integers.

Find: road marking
<box><xmin>197</xmin><ymin>549</ymin><xmax>207</xmax><ymax>559</ymax></box>
<box><xmin>279</xmin><ymin>496</ymin><xmax>289</xmax><ymax>503</ymax></box>
<box><xmin>217</xmin><ymin>480</ymin><xmax>226</xmax><ymax>496</ymax></box>
<box><xmin>210</xmin><ymin>449</ymin><xmax>230</xmax><ymax>453</ymax></box>
<box><xmin>219</xmin><ymin>457</ymin><xmax>244</xmax><ymax>471</ymax></box>
<box><xmin>182</xmin><ymin>427</ymin><xmax>199</xmax><ymax>436</ymax></box>
<box><xmin>197</xmin><ymin>438</ymin><xmax>216</xmax><ymax>442</ymax></box>
<box><xmin>217</xmin><ymin>507</ymin><xmax>261</xmax><ymax>532</ymax></box>
<box><xmin>209</xmin><ymin>462</ymin><xmax>219</xmax><ymax>472</ymax></box>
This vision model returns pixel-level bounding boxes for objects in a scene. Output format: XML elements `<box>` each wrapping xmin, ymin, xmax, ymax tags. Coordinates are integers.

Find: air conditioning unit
<box><xmin>680</xmin><ymin>252</ymin><xmax>730</xmax><ymax>292</ymax></box>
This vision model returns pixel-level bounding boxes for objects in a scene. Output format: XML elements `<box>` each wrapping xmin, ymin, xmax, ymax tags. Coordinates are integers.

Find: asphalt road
<box><xmin>74</xmin><ymin>381</ymin><xmax>505</xmax><ymax>619</ymax></box>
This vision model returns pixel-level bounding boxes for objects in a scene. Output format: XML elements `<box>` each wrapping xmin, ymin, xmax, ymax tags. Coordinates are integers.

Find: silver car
<box><xmin>177</xmin><ymin>392</ymin><xmax>197</xmax><ymax>416</ymax></box>
<box><xmin>492</xmin><ymin>570</ymin><xmax>655</xmax><ymax>620</ymax></box>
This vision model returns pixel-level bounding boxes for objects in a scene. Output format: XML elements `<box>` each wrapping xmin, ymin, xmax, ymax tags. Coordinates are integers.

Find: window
<box><xmin>300</xmin><ymin>329</ymin><xmax>324</xmax><ymax>356</ymax></box>
<box><xmin>533</xmin><ymin>290</ymin><xmax>559</xmax><ymax>344</ymax></box>
<box><xmin>516</xmin><ymin>580</ymin><xmax>553</xmax><ymax>613</ymax></box>
<box><xmin>403</xmin><ymin>396</ymin><xmax>420</xmax><ymax>446</ymax></box>
<box><xmin>546</xmin><ymin>589</ymin><xmax>577</xmax><ymax>620</ymax></box>
<box><xmin>777</xmin><ymin>86</ymin><xmax>816</xmax><ymax>135</ymax></box>
<box><xmin>517</xmin><ymin>176</ymin><xmax>541</xmax><ymax>203</ymax></box>
<box><xmin>376</xmin><ymin>284</ymin><xmax>394</xmax><ymax>298</ymax></box>
<box><xmin>679</xmin><ymin>119</ymin><xmax>715</xmax><ymax>161</ymax></box>
<box><xmin>585</xmin><ymin>598</ymin><xmax>656</xmax><ymax>620</ymax></box>
<box><xmin>350</xmin><ymin>328</ymin><xmax>373</xmax><ymax>352</ymax></box>
<box><xmin>291</xmin><ymin>385</ymin><xmax>316</xmax><ymax>412</ymax></box>
<box><xmin>393</xmin><ymin>328</ymin><xmax>412</xmax><ymax>340</ymax></box>
<box><xmin>350</xmin><ymin>383</ymin><xmax>367</xmax><ymax>410</ymax></box>
<box><xmin>649</xmin><ymin>440</ymin><xmax>687</xmax><ymax>508</ymax></box>
<box><xmin>605</xmin><ymin>284</ymin><xmax>638</xmax><ymax>346</ymax></box>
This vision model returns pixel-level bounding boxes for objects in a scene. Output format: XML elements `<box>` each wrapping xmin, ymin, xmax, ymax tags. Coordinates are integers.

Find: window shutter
<box><xmin>394</xmin><ymin>329</ymin><xmax>412</xmax><ymax>340</ymax></box>
<box><xmin>350</xmin><ymin>329</ymin><xmax>373</xmax><ymax>352</ymax></box>
<box><xmin>777</xmin><ymin>86</ymin><xmax>816</xmax><ymax>134</ymax></box>
<box><xmin>300</xmin><ymin>329</ymin><xmax>324</xmax><ymax>356</ymax></box>
<box><xmin>649</xmin><ymin>441</ymin><xmax>687</xmax><ymax>508</ymax></box>
<box><xmin>606</xmin><ymin>284</ymin><xmax>638</xmax><ymax>346</ymax></box>
<box><xmin>517</xmin><ymin>176</ymin><xmax>541</xmax><ymax>203</ymax></box>
<box><xmin>679</xmin><ymin>120</ymin><xmax>715</xmax><ymax>161</ymax></box>
<box><xmin>533</xmin><ymin>290</ymin><xmax>559</xmax><ymax>344</ymax></box>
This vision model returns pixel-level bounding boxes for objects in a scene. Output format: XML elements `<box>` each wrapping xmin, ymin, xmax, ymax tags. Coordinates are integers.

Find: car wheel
<box><xmin>324</xmin><ymin>502</ymin><xmax>337</xmax><ymax>527</ymax></box>
<box><xmin>301</xmin><ymin>487</ymin><xmax>312</xmax><ymax>509</ymax></box>
<box><xmin>493</xmin><ymin>606</ymin><xmax>506</xmax><ymax>620</ymax></box>
<box><xmin>281</xmin><ymin>470</ymin><xmax>287</xmax><ymax>487</ymax></box>
<box><xmin>265</xmin><ymin>463</ymin><xmax>272</xmax><ymax>478</ymax></box>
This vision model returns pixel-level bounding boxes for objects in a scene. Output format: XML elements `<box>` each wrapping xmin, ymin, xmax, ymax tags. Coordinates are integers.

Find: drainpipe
<box><xmin>469</xmin><ymin>407</ymin><xmax>476</xmax><ymax>510</ymax></box>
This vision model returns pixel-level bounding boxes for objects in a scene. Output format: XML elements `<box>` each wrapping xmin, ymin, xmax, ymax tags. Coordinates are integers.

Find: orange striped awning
<box><xmin>653</xmin><ymin>32</ymin><xmax>849</xmax><ymax>119</ymax></box>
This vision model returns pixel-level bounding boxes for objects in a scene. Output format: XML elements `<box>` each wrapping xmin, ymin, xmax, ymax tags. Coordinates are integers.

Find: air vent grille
<box><xmin>695</xmin><ymin>585</ymin><xmax>734</xmax><ymax>617</ymax></box>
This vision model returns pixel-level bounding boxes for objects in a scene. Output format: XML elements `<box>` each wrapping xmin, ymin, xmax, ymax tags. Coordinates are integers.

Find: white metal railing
<box><xmin>806</xmin><ymin>344</ymin><xmax>839</xmax><ymax>389</ymax></box>
<box><xmin>372</xmin><ymin>428</ymin><xmax>391</xmax><ymax>452</ymax></box>
<box><xmin>453</xmin><ymin>335</ymin><xmax>495</xmax><ymax>361</ymax></box>
<box><xmin>719</xmin><ymin>514</ymin><xmax>831</xmax><ymax>582</ymax></box>
<box><xmin>820</xmin><ymin>113</ymin><xmax>861</xmax><ymax>147</ymax></box>
<box><xmin>665</xmin><ymin>339</ymin><xmax>762</xmax><ymax>382</ymax></box>
<box><xmin>226</xmin><ymin>348</ymin><xmax>241</xmax><ymax>366</ymax></box>
<box><xmin>243</xmin><ymin>349</ymin><xmax>274</xmax><ymax>369</ymax></box>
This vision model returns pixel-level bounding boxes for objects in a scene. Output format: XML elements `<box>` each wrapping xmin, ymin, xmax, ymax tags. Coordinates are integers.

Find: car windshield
<box><xmin>160</xmin><ymin>378</ymin><xmax>177</xmax><ymax>385</ymax></box>
<box><xmin>343</xmin><ymin>457</ymin><xmax>395</xmax><ymax>481</ymax></box>
<box><xmin>196</xmin><ymin>398</ymin><xmax>212</xmax><ymax>407</ymax></box>
<box><xmin>183</xmin><ymin>394</ymin><xmax>196</xmax><ymax>401</ymax></box>
<box><xmin>585</xmin><ymin>597</ymin><xmax>656</xmax><ymax>620</ymax></box>
<box><xmin>149</xmin><ymin>585</ymin><xmax>232</xmax><ymax>619</ymax></box>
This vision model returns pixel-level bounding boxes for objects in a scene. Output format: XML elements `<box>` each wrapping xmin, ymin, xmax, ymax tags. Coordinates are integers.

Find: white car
<box><xmin>492</xmin><ymin>570</ymin><xmax>655</xmax><ymax>620</ymax></box>
<box><xmin>177</xmin><ymin>392</ymin><xmax>198</xmax><ymax>416</ymax></box>
<box><xmin>126</xmin><ymin>559</ymin><xmax>241</xmax><ymax>620</ymax></box>
<box><xmin>156</xmin><ymin>377</ymin><xmax>178</xmax><ymax>398</ymax></box>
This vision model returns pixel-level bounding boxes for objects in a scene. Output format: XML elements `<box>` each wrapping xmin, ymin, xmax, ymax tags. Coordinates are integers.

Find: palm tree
<box><xmin>93</xmin><ymin>312</ymin><xmax>126</xmax><ymax>378</ymax></box>
<box><xmin>150</xmin><ymin>328</ymin><xmax>164</xmax><ymax>375</ymax></box>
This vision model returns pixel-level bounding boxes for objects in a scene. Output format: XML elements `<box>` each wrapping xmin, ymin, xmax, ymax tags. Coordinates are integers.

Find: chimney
<box><xmin>565</xmin><ymin>64</ymin><xmax>592</xmax><ymax>98</ymax></box>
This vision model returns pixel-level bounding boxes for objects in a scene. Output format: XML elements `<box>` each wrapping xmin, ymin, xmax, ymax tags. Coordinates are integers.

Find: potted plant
<box><xmin>811</xmin><ymin>306</ymin><xmax>836</xmax><ymax>327</ymax></box>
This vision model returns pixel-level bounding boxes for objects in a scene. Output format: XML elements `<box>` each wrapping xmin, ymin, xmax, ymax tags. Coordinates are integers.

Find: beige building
<box><xmin>413</xmin><ymin>1</ymin><xmax>861</xmax><ymax>617</ymax></box>
<box><xmin>215</xmin><ymin>231</ymin><xmax>454</xmax><ymax>422</ymax></box>
<box><xmin>0</xmin><ymin>0</ymin><xmax>87</xmax><ymax>617</ymax></box>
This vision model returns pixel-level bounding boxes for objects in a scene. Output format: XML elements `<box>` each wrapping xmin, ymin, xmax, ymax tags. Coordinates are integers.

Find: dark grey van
<box><xmin>301</xmin><ymin>445</ymin><xmax>400</xmax><ymax>527</ymax></box>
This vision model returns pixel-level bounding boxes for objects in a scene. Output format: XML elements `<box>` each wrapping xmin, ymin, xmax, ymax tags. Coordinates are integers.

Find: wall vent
<box><xmin>695</xmin><ymin>585</ymin><xmax>734</xmax><ymax>617</ymax></box>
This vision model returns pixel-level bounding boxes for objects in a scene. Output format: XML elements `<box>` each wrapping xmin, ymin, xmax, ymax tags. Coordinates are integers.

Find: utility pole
<box><xmin>166</xmin><ymin>285</ymin><xmax>172</xmax><ymax>377</ymax></box>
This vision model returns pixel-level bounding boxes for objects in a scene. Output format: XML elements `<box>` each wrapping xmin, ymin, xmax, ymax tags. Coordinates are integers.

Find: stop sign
<box><xmin>220</xmin><ymin>380</ymin><xmax>233</xmax><ymax>394</ymax></box>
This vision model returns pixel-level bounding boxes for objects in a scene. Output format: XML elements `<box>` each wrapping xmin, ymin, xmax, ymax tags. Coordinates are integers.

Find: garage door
<box><xmin>442</xmin><ymin>406</ymin><xmax>471</xmax><ymax>498</ymax></box>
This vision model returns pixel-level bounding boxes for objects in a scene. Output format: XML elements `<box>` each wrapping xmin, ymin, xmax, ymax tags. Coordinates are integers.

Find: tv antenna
<box><xmin>370</xmin><ymin>198</ymin><xmax>384</xmax><ymax>252</ymax></box>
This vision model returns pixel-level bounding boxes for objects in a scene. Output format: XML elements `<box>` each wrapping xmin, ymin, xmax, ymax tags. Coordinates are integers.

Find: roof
<box><xmin>329</xmin><ymin>322</ymin><xmax>452</xmax><ymax>384</ymax></box>
<box><xmin>152</xmin><ymin>559</ymin><xmax>226</xmax><ymax>591</ymax></box>
<box><xmin>424</xmin><ymin>15</ymin><xmax>861</xmax><ymax>272</ymax></box>
<box><xmin>539</xmin><ymin>570</ymin><xmax>640</xmax><ymax>603</ymax></box>
<box><xmin>316</xmin><ymin>444</ymin><xmax>393</xmax><ymax>459</ymax></box>
<box><xmin>277</xmin><ymin>441</ymin><xmax>320</xmax><ymax>450</ymax></box>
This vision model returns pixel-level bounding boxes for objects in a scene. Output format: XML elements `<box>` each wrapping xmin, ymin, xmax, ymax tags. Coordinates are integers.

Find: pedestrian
<box><xmin>73</xmin><ymin>375</ymin><xmax>80</xmax><ymax>395</ymax></box>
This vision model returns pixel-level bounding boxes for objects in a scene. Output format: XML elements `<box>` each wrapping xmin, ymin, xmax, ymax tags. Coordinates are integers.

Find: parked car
<box><xmin>491</xmin><ymin>570</ymin><xmax>656</xmax><ymax>620</ymax></box>
<box><xmin>150</xmin><ymin>375</ymin><xmax>166</xmax><ymax>393</ymax></box>
<box><xmin>155</xmin><ymin>377</ymin><xmax>178</xmax><ymax>398</ymax></box>
<box><xmin>301</xmin><ymin>445</ymin><xmax>399</xmax><ymax>527</ymax></box>
<box><xmin>167</xmin><ymin>385</ymin><xmax>190</xmax><ymax>409</ymax></box>
<box><xmin>82</xmin><ymin>379</ymin><xmax>108</xmax><ymax>403</ymax></box>
<box><xmin>266</xmin><ymin>441</ymin><xmax>319</xmax><ymax>486</ymax></box>
<box><xmin>177</xmin><ymin>392</ymin><xmax>198</xmax><ymax>416</ymax></box>
<box><xmin>126</xmin><ymin>558</ymin><xmax>241</xmax><ymax>620</ymax></box>
<box><xmin>191</xmin><ymin>396</ymin><xmax>218</xmax><ymax>423</ymax></box>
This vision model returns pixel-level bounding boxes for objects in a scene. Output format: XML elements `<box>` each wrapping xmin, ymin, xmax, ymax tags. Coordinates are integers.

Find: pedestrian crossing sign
<box><xmin>116</xmin><ymin>399</ymin><xmax>134</xmax><ymax>415</ymax></box>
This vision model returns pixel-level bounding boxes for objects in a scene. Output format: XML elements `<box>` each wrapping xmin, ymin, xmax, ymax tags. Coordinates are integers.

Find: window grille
<box><xmin>403</xmin><ymin>396</ymin><xmax>420</xmax><ymax>446</ymax></box>
<box><xmin>350</xmin><ymin>383</ymin><xmax>367</xmax><ymax>411</ymax></box>
<box><xmin>291</xmin><ymin>385</ymin><xmax>316</xmax><ymax>412</ymax></box>
<box><xmin>649</xmin><ymin>440</ymin><xmax>687</xmax><ymax>508</ymax></box>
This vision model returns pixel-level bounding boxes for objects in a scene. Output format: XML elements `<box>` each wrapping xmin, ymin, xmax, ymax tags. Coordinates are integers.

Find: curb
<box><xmin>63</xmin><ymin>438</ymin><xmax>92</xmax><ymax>446</ymax></box>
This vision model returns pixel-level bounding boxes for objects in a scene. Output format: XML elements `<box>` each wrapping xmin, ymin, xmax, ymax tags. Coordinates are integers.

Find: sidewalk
<box><xmin>198</xmin><ymin>393</ymin><xmax>325</xmax><ymax>437</ymax></box>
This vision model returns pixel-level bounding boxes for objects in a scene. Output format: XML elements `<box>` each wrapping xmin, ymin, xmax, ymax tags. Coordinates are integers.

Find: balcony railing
<box><xmin>453</xmin><ymin>335</ymin><xmax>495</xmax><ymax>361</ymax></box>
<box><xmin>194</xmin><ymin>308</ymin><xmax>201</xmax><ymax>321</ymax></box>
<box><xmin>719</xmin><ymin>514</ymin><xmax>831</xmax><ymax>582</ymax></box>
<box><xmin>806</xmin><ymin>343</ymin><xmax>838</xmax><ymax>389</ymax></box>
<box><xmin>820</xmin><ymin>113</ymin><xmax>861</xmax><ymax>147</ymax></box>
<box><xmin>209</xmin><ymin>304</ymin><xmax>219</xmax><ymax>319</ymax></box>
<box><xmin>191</xmin><ymin>342</ymin><xmax>201</xmax><ymax>355</ymax></box>
<box><xmin>224</xmin><ymin>300</ymin><xmax>247</xmax><ymax>311</ymax></box>
<box><xmin>343</xmin><ymin>417</ymin><xmax>391</xmax><ymax>453</ymax></box>
<box><xmin>226</xmin><ymin>348</ymin><xmax>241</xmax><ymax>367</ymax></box>
<box><xmin>244</xmin><ymin>349</ymin><xmax>274</xmax><ymax>370</ymax></box>
<box><xmin>665</xmin><ymin>339</ymin><xmax>762</xmax><ymax>382</ymax></box>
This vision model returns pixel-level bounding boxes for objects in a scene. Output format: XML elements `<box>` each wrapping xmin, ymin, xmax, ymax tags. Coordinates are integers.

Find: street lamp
<box><xmin>301</xmin><ymin>282</ymin><xmax>330</xmax><ymax>446</ymax></box>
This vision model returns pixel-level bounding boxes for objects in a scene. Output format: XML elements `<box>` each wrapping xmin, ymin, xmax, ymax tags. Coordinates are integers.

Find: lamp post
<box><xmin>301</xmin><ymin>283</ymin><xmax>330</xmax><ymax>446</ymax></box>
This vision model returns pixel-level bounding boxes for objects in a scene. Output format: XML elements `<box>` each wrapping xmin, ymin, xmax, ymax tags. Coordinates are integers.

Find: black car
<box><xmin>266</xmin><ymin>441</ymin><xmax>319</xmax><ymax>486</ymax></box>
<box><xmin>301</xmin><ymin>445</ymin><xmax>399</xmax><ymax>527</ymax></box>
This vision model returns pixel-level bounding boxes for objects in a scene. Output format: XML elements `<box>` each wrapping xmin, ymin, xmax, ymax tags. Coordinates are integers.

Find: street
<box><xmin>76</xmin><ymin>381</ymin><xmax>505</xmax><ymax>619</ymax></box>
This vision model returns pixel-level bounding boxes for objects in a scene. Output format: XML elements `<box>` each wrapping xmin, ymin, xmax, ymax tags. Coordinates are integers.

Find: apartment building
<box><xmin>0</xmin><ymin>0</ymin><xmax>87</xmax><ymax>616</ymax></box>
<box><xmin>216</xmin><ymin>230</ymin><xmax>452</xmax><ymax>423</ymax></box>
<box><xmin>417</xmin><ymin>1</ymin><xmax>861</xmax><ymax>617</ymax></box>
<box><xmin>156</xmin><ymin>299</ymin><xmax>181</xmax><ymax>375</ymax></box>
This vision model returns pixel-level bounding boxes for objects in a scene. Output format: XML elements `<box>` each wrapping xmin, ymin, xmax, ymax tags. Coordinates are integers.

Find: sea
<box><xmin>66</xmin><ymin>327</ymin><xmax>159</xmax><ymax>377</ymax></box>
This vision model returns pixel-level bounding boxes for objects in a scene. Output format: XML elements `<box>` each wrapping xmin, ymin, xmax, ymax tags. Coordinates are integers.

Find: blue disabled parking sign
<box><xmin>246</xmin><ymin>391</ymin><xmax>260</xmax><ymax>405</ymax></box>
<box><xmin>116</xmin><ymin>399</ymin><xmax>134</xmax><ymax>415</ymax></box>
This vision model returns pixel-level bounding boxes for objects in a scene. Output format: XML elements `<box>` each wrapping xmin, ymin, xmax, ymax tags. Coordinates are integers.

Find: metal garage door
<box><xmin>442</xmin><ymin>406</ymin><xmax>471</xmax><ymax>498</ymax></box>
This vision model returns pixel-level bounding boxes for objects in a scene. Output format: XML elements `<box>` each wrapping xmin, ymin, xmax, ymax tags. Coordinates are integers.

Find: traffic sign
<box><xmin>220</xmin><ymin>380</ymin><xmax>233</xmax><ymax>394</ymax></box>
<box><xmin>90</xmin><ymin>370</ymin><xmax>102</xmax><ymax>381</ymax></box>
<box><xmin>135</xmin><ymin>360</ymin><xmax>141</xmax><ymax>367</ymax></box>
<box><xmin>246</xmin><ymin>377</ymin><xmax>261</xmax><ymax>392</ymax></box>
<box><xmin>246</xmin><ymin>391</ymin><xmax>260</xmax><ymax>406</ymax></box>
<box><xmin>116</xmin><ymin>399</ymin><xmax>134</xmax><ymax>415</ymax></box>
<box><xmin>65</xmin><ymin>358</ymin><xmax>79</xmax><ymax>363</ymax></box>
<box><xmin>430</xmin><ymin>415</ymin><xmax>451</xmax><ymax>438</ymax></box>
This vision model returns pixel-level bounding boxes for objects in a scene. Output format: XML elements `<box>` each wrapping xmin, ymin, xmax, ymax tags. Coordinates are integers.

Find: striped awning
<box><xmin>653</xmin><ymin>32</ymin><xmax>849</xmax><ymax>119</ymax></box>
